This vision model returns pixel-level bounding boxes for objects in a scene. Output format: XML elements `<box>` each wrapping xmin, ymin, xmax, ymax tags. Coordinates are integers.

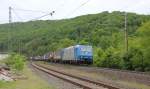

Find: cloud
<box><xmin>0</xmin><ymin>0</ymin><xmax>150</xmax><ymax>23</ymax></box>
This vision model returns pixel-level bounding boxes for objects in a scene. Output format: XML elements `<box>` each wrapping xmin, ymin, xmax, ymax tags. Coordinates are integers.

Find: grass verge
<box><xmin>0</xmin><ymin>63</ymin><xmax>55</xmax><ymax>89</ymax></box>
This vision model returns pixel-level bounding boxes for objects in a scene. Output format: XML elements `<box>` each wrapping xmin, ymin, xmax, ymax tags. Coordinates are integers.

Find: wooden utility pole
<box><xmin>124</xmin><ymin>12</ymin><xmax>128</xmax><ymax>52</ymax></box>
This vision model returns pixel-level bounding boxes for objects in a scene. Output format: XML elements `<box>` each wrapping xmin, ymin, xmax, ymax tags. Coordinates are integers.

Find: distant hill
<box><xmin>0</xmin><ymin>11</ymin><xmax>150</xmax><ymax>71</ymax></box>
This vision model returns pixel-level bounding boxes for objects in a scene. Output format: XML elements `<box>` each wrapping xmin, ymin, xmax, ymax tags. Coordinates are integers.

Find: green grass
<box><xmin>0</xmin><ymin>63</ymin><xmax>55</xmax><ymax>89</ymax></box>
<box><xmin>117</xmin><ymin>80</ymin><xmax>150</xmax><ymax>89</ymax></box>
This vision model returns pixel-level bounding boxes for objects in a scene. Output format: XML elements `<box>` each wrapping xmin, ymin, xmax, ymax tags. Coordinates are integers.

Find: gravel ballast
<box><xmin>29</xmin><ymin>64</ymin><xmax>81</xmax><ymax>89</ymax></box>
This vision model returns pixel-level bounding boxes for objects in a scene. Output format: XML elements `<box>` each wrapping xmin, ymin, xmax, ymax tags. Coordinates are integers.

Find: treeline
<box><xmin>0</xmin><ymin>11</ymin><xmax>150</xmax><ymax>71</ymax></box>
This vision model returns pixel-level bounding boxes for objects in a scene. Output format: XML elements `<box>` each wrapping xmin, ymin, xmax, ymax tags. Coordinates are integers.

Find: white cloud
<box><xmin>0</xmin><ymin>0</ymin><xmax>150</xmax><ymax>24</ymax></box>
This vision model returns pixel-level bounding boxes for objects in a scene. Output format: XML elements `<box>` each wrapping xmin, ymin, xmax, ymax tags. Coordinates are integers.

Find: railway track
<box><xmin>31</xmin><ymin>62</ymin><xmax>119</xmax><ymax>89</ymax></box>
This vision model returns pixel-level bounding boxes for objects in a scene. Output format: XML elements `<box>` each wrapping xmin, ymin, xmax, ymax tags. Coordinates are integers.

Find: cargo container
<box><xmin>61</xmin><ymin>46</ymin><xmax>75</xmax><ymax>61</ymax></box>
<box><xmin>53</xmin><ymin>50</ymin><xmax>61</xmax><ymax>60</ymax></box>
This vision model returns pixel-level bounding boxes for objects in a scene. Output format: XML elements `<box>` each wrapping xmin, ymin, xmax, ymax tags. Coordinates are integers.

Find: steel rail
<box><xmin>32</xmin><ymin>62</ymin><xmax>119</xmax><ymax>89</ymax></box>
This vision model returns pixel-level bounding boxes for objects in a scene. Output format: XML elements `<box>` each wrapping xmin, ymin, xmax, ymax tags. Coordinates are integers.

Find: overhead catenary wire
<box><xmin>7</xmin><ymin>0</ymin><xmax>91</xmax><ymax>22</ymax></box>
<box><xmin>11</xmin><ymin>8</ymin><xmax>24</xmax><ymax>21</ymax></box>
<box><xmin>65</xmin><ymin>0</ymin><xmax>91</xmax><ymax>18</ymax></box>
<box><xmin>11</xmin><ymin>0</ymin><xmax>67</xmax><ymax>22</ymax></box>
<box><xmin>30</xmin><ymin>11</ymin><xmax>55</xmax><ymax>21</ymax></box>
<box><xmin>13</xmin><ymin>8</ymin><xmax>49</xmax><ymax>14</ymax></box>
<box><xmin>6</xmin><ymin>0</ymin><xmax>91</xmax><ymax>22</ymax></box>
<box><xmin>9</xmin><ymin>7</ymin><xmax>55</xmax><ymax>22</ymax></box>
<box><xmin>30</xmin><ymin>13</ymin><xmax>51</xmax><ymax>21</ymax></box>
<box><xmin>54</xmin><ymin>0</ymin><xmax>66</xmax><ymax>11</ymax></box>
<box><xmin>29</xmin><ymin>0</ymin><xmax>67</xmax><ymax>21</ymax></box>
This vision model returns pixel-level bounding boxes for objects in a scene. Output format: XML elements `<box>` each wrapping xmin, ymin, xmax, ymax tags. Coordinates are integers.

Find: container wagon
<box><xmin>53</xmin><ymin>50</ymin><xmax>62</xmax><ymax>62</ymax></box>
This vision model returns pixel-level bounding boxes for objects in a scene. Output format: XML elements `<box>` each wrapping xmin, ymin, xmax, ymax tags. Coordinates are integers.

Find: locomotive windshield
<box><xmin>80</xmin><ymin>46</ymin><xmax>92</xmax><ymax>52</ymax></box>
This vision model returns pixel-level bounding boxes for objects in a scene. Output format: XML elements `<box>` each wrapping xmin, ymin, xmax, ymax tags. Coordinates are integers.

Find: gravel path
<box><xmin>29</xmin><ymin>64</ymin><xmax>81</xmax><ymax>89</ymax></box>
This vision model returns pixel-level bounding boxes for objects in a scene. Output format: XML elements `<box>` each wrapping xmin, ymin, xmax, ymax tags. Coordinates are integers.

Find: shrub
<box><xmin>94</xmin><ymin>46</ymin><xmax>122</xmax><ymax>69</ymax></box>
<box><xmin>102</xmin><ymin>47</ymin><xmax>122</xmax><ymax>69</ymax></box>
<box><xmin>5</xmin><ymin>53</ymin><xmax>26</xmax><ymax>72</ymax></box>
<box><xmin>93</xmin><ymin>47</ymin><xmax>106</xmax><ymax>67</ymax></box>
<box><xmin>122</xmin><ymin>47</ymin><xmax>145</xmax><ymax>71</ymax></box>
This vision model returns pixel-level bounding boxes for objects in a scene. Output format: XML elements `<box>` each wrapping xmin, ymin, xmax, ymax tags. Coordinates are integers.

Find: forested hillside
<box><xmin>0</xmin><ymin>11</ymin><xmax>150</xmax><ymax>71</ymax></box>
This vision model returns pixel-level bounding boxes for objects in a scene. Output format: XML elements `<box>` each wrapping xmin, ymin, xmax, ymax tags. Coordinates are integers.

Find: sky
<box><xmin>0</xmin><ymin>0</ymin><xmax>150</xmax><ymax>24</ymax></box>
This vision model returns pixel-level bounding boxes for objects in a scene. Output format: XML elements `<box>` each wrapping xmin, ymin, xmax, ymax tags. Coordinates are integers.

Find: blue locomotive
<box><xmin>61</xmin><ymin>45</ymin><xmax>93</xmax><ymax>64</ymax></box>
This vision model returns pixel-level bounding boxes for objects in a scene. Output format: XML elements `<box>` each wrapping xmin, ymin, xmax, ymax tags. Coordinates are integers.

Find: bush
<box><xmin>5</xmin><ymin>53</ymin><xmax>26</xmax><ymax>72</ymax></box>
<box><xmin>122</xmin><ymin>47</ymin><xmax>145</xmax><ymax>71</ymax></box>
<box><xmin>93</xmin><ymin>47</ymin><xmax>106</xmax><ymax>67</ymax></box>
<box><xmin>94</xmin><ymin>46</ymin><xmax>122</xmax><ymax>69</ymax></box>
<box><xmin>101</xmin><ymin>47</ymin><xmax>122</xmax><ymax>69</ymax></box>
<box><xmin>122</xmin><ymin>52</ymin><xmax>134</xmax><ymax>70</ymax></box>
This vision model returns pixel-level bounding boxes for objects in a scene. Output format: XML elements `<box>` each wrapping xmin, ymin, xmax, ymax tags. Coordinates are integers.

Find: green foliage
<box><xmin>93</xmin><ymin>47</ymin><xmax>106</xmax><ymax>67</ymax></box>
<box><xmin>121</xmin><ymin>21</ymin><xmax>150</xmax><ymax>71</ymax></box>
<box><xmin>122</xmin><ymin>47</ymin><xmax>145</xmax><ymax>71</ymax></box>
<box><xmin>132</xmin><ymin>21</ymin><xmax>150</xmax><ymax>71</ymax></box>
<box><xmin>104</xmin><ymin>47</ymin><xmax>122</xmax><ymax>69</ymax></box>
<box><xmin>5</xmin><ymin>53</ymin><xmax>26</xmax><ymax>71</ymax></box>
<box><xmin>0</xmin><ymin>11</ymin><xmax>150</xmax><ymax>71</ymax></box>
<box><xmin>94</xmin><ymin>47</ymin><xmax>122</xmax><ymax>69</ymax></box>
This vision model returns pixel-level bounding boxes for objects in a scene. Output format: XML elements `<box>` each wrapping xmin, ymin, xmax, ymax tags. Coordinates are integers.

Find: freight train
<box><xmin>31</xmin><ymin>45</ymin><xmax>93</xmax><ymax>64</ymax></box>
